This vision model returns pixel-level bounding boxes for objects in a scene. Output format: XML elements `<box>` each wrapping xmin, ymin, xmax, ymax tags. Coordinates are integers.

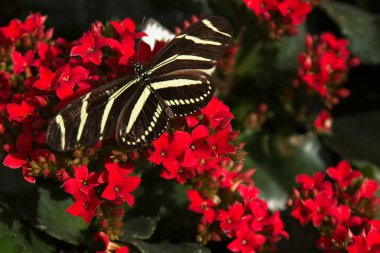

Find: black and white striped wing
<box><xmin>147</xmin><ymin>16</ymin><xmax>233</xmax><ymax>77</ymax></box>
<box><xmin>46</xmin><ymin>77</ymin><xmax>139</xmax><ymax>151</ymax></box>
<box><xmin>149</xmin><ymin>70</ymin><xmax>214</xmax><ymax>117</ymax></box>
<box><xmin>115</xmin><ymin>85</ymin><xmax>172</xmax><ymax>149</ymax></box>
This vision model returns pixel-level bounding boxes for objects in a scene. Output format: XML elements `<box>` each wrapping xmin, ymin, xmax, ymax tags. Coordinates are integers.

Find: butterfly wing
<box><xmin>46</xmin><ymin>77</ymin><xmax>139</xmax><ymax>151</ymax></box>
<box><xmin>149</xmin><ymin>70</ymin><xmax>214</xmax><ymax>117</ymax></box>
<box><xmin>147</xmin><ymin>16</ymin><xmax>233</xmax><ymax>77</ymax></box>
<box><xmin>115</xmin><ymin>84</ymin><xmax>172</xmax><ymax>149</ymax></box>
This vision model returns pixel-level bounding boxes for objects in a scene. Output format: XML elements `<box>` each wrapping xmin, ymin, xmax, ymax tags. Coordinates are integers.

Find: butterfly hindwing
<box><xmin>115</xmin><ymin>84</ymin><xmax>171</xmax><ymax>148</ymax></box>
<box><xmin>150</xmin><ymin>70</ymin><xmax>214</xmax><ymax>117</ymax></box>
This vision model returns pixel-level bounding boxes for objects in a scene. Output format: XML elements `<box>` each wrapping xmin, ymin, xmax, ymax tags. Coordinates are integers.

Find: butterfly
<box><xmin>46</xmin><ymin>16</ymin><xmax>233</xmax><ymax>151</ymax></box>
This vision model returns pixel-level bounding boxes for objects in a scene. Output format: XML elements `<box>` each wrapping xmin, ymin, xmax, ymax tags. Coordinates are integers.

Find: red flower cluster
<box><xmin>243</xmin><ymin>0</ymin><xmax>315</xmax><ymax>37</ymax></box>
<box><xmin>149</xmin><ymin>97</ymin><xmax>288</xmax><ymax>252</ymax></box>
<box><xmin>63</xmin><ymin>163</ymin><xmax>140</xmax><ymax>224</ymax></box>
<box><xmin>288</xmin><ymin>160</ymin><xmax>380</xmax><ymax>252</ymax></box>
<box><xmin>296</xmin><ymin>33</ymin><xmax>360</xmax><ymax>107</ymax></box>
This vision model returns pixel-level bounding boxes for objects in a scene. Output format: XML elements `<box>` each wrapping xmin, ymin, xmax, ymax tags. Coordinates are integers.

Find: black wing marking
<box><xmin>149</xmin><ymin>70</ymin><xmax>214</xmax><ymax>117</ymax></box>
<box><xmin>147</xmin><ymin>16</ymin><xmax>233</xmax><ymax>76</ymax></box>
<box><xmin>115</xmin><ymin>85</ymin><xmax>172</xmax><ymax>149</ymax></box>
<box><xmin>46</xmin><ymin>77</ymin><xmax>139</xmax><ymax>151</ymax></box>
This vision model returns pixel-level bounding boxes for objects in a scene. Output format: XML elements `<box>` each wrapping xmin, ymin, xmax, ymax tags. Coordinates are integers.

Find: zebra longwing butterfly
<box><xmin>46</xmin><ymin>16</ymin><xmax>233</xmax><ymax>151</ymax></box>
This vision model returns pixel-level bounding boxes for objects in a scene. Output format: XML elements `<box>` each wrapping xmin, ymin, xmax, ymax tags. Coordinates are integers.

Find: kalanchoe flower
<box><xmin>327</xmin><ymin>160</ymin><xmax>361</xmax><ymax>189</ymax></box>
<box><xmin>71</xmin><ymin>31</ymin><xmax>103</xmax><ymax>65</ymax></box>
<box><xmin>66</xmin><ymin>188</ymin><xmax>102</xmax><ymax>224</ymax></box>
<box><xmin>187</xmin><ymin>190</ymin><xmax>216</xmax><ymax>224</ymax></box>
<box><xmin>63</xmin><ymin>165</ymin><xmax>99</xmax><ymax>195</ymax></box>
<box><xmin>314</xmin><ymin>110</ymin><xmax>332</xmax><ymax>133</ymax></box>
<box><xmin>99</xmin><ymin>162</ymin><xmax>140</xmax><ymax>206</ymax></box>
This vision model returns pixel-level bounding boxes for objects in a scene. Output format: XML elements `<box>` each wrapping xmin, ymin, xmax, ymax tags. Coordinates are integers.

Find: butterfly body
<box><xmin>46</xmin><ymin>16</ymin><xmax>233</xmax><ymax>151</ymax></box>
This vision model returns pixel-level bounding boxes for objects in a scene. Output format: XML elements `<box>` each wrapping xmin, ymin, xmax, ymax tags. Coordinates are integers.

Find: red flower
<box><xmin>55</xmin><ymin>64</ymin><xmax>89</xmax><ymax>99</ymax></box>
<box><xmin>278</xmin><ymin>0</ymin><xmax>312</xmax><ymax>26</ymax></box>
<box><xmin>0</xmin><ymin>19</ymin><xmax>23</xmax><ymax>42</ymax></box>
<box><xmin>149</xmin><ymin>132</ymin><xmax>187</xmax><ymax>180</ymax></box>
<box><xmin>63</xmin><ymin>165</ymin><xmax>99</xmax><ymax>195</ymax></box>
<box><xmin>187</xmin><ymin>190</ymin><xmax>216</xmax><ymax>223</ymax></box>
<box><xmin>23</xmin><ymin>13</ymin><xmax>46</xmax><ymax>33</ymax></box>
<box><xmin>71</xmin><ymin>31</ymin><xmax>103</xmax><ymax>65</ymax></box>
<box><xmin>327</xmin><ymin>160</ymin><xmax>362</xmax><ymax>188</ymax></box>
<box><xmin>201</xmin><ymin>97</ymin><xmax>234</xmax><ymax>130</ymax></box>
<box><xmin>116</xmin><ymin>36</ymin><xmax>135</xmax><ymax>65</ymax></box>
<box><xmin>100</xmin><ymin>162</ymin><xmax>140</xmax><ymax>206</ymax></box>
<box><xmin>238</xmin><ymin>184</ymin><xmax>260</xmax><ymax>206</ymax></box>
<box><xmin>217</xmin><ymin>202</ymin><xmax>249</xmax><ymax>234</ymax></box>
<box><xmin>66</xmin><ymin>188</ymin><xmax>102</xmax><ymax>224</ymax></box>
<box><xmin>12</xmin><ymin>50</ymin><xmax>36</xmax><ymax>74</ymax></box>
<box><xmin>33</xmin><ymin>66</ymin><xmax>55</xmax><ymax>90</ymax></box>
<box><xmin>227</xmin><ymin>230</ymin><xmax>266</xmax><ymax>253</ymax></box>
<box><xmin>6</xmin><ymin>100</ymin><xmax>35</xmax><ymax>122</ymax></box>
<box><xmin>314</xmin><ymin>110</ymin><xmax>332</xmax><ymax>133</ymax></box>
<box><xmin>296</xmin><ymin>171</ymin><xmax>326</xmax><ymax>190</ymax></box>
<box><xmin>244</xmin><ymin>0</ymin><xmax>278</xmax><ymax>16</ymax></box>
<box><xmin>207</xmin><ymin>129</ymin><xmax>235</xmax><ymax>156</ymax></box>
<box><xmin>110</xmin><ymin>18</ymin><xmax>136</xmax><ymax>37</ymax></box>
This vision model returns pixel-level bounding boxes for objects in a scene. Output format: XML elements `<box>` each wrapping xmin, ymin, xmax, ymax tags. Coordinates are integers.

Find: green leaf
<box><xmin>0</xmin><ymin>202</ymin><xmax>56</xmax><ymax>253</ymax></box>
<box><xmin>321</xmin><ymin>2</ymin><xmax>380</xmax><ymax>64</ymax></box>
<box><xmin>275</xmin><ymin>24</ymin><xmax>307</xmax><ymax>71</ymax></box>
<box><xmin>128</xmin><ymin>239</ymin><xmax>211</xmax><ymax>253</ymax></box>
<box><xmin>0</xmin><ymin>165</ymin><xmax>34</xmax><ymax>195</ymax></box>
<box><xmin>16</xmin><ymin>186</ymin><xmax>88</xmax><ymax>246</ymax></box>
<box><xmin>121</xmin><ymin>216</ymin><xmax>157</xmax><ymax>240</ymax></box>
<box><xmin>0</xmin><ymin>235</ymin><xmax>26</xmax><ymax>253</ymax></box>
<box><xmin>331</xmin><ymin>112</ymin><xmax>380</xmax><ymax>167</ymax></box>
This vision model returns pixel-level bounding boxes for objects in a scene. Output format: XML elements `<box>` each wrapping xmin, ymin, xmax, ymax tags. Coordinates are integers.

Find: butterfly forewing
<box><xmin>46</xmin><ymin>77</ymin><xmax>138</xmax><ymax>151</ymax></box>
<box><xmin>148</xmin><ymin>16</ymin><xmax>233</xmax><ymax>76</ymax></box>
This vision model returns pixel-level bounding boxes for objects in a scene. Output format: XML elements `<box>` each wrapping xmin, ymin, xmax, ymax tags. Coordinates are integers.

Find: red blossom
<box><xmin>12</xmin><ymin>50</ymin><xmax>36</xmax><ymax>74</ymax></box>
<box><xmin>0</xmin><ymin>19</ymin><xmax>23</xmax><ymax>42</ymax></box>
<box><xmin>66</xmin><ymin>188</ymin><xmax>102</xmax><ymax>224</ymax></box>
<box><xmin>278</xmin><ymin>0</ymin><xmax>312</xmax><ymax>25</ymax></box>
<box><xmin>327</xmin><ymin>160</ymin><xmax>361</xmax><ymax>188</ymax></box>
<box><xmin>100</xmin><ymin>162</ymin><xmax>140</xmax><ymax>206</ymax></box>
<box><xmin>6</xmin><ymin>100</ymin><xmax>35</xmax><ymax>122</ymax></box>
<box><xmin>217</xmin><ymin>202</ymin><xmax>249</xmax><ymax>234</ymax></box>
<box><xmin>149</xmin><ymin>132</ymin><xmax>188</xmax><ymax>180</ymax></box>
<box><xmin>187</xmin><ymin>190</ymin><xmax>216</xmax><ymax>223</ymax></box>
<box><xmin>227</xmin><ymin>230</ymin><xmax>266</xmax><ymax>253</ymax></box>
<box><xmin>55</xmin><ymin>64</ymin><xmax>89</xmax><ymax>99</ymax></box>
<box><xmin>314</xmin><ymin>110</ymin><xmax>332</xmax><ymax>133</ymax></box>
<box><xmin>207</xmin><ymin>129</ymin><xmax>235</xmax><ymax>156</ymax></box>
<box><xmin>71</xmin><ymin>31</ymin><xmax>103</xmax><ymax>65</ymax></box>
<box><xmin>63</xmin><ymin>165</ymin><xmax>99</xmax><ymax>195</ymax></box>
<box><xmin>33</xmin><ymin>66</ymin><xmax>55</xmax><ymax>90</ymax></box>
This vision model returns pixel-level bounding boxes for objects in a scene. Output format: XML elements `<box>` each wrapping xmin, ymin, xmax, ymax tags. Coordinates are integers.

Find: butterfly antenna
<box><xmin>136</xmin><ymin>16</ymin><xmax>147</xmax><ymax>64</ymax></box>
